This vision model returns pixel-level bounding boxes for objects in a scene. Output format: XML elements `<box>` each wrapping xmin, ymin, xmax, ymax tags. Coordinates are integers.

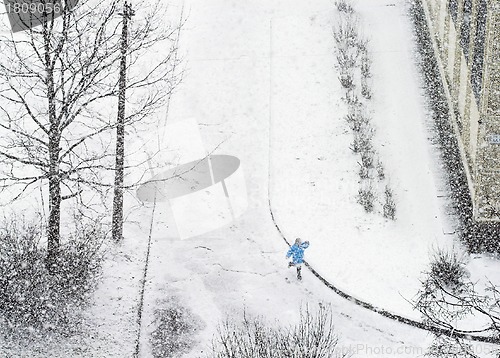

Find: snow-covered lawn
<box><xmin>270</xmin><ymin>0</ymin><xmax>455</xmax><ymax>320</ymax></box>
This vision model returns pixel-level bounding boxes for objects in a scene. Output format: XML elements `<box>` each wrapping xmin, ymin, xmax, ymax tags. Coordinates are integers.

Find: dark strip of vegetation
<box><xmin>409</xmin><ymin>0</ymin><xmax>499</xmax><ymax>253</ymax></box>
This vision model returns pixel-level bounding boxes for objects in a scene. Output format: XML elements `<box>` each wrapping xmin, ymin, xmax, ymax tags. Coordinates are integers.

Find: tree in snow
<box><xmin>414</xmin><ymin>248</ymin><xmax>500</xmax><ymax>357</ymax></box>
<box><xmin>112</xmin><ymin>1</ymin><xmax>132</xmax><ymax>243</ymax></box>
<box><xmin>0</xmin><ymin>0</ymin><xmax>182</xmax><ymax>271</ymax></box>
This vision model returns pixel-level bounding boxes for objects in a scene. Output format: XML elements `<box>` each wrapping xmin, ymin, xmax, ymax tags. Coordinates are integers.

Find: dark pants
<box><xmin>288</xmin><ymin>262</ymin><xmax>302</xmax><ymax>280</ymax></box>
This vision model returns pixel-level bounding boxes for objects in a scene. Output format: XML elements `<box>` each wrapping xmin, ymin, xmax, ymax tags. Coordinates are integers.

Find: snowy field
<box><xmin>0</xmin><ymin>0</ymin><xmax>499</xmax><ymax>357</ymax></box>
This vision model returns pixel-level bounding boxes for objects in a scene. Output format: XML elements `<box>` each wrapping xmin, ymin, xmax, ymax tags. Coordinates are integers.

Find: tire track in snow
<box><xmin>134</xmin><ymin>197</ymin><xmax>157</xmax><ymax>358</ymax></box>
<box><xmin>267</xmin><ymin>199</ymin><xmax>498</xmax><ymax>344</ymax></box>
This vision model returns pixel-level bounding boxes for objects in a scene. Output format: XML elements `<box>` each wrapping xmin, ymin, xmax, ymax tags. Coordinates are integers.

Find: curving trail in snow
<box><xmin>269</xmin><ymin>197</ymin><xmax>498</xmax><ymax>344</ymax></box>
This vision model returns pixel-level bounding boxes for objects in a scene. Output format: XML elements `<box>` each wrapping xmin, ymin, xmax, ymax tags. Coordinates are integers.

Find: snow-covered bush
<box><xmin>336</xmin><ymin>46</ymin><xmax>359</xmax><ymax>71</ymax></box>
<box><xmin>358</xmin><ymin>164</ymin><xmax>370</xmax><ymax>179</ymax></box>
<box><xmin>428</xmin><ymin>248</ymin><xmax>469</xmax><ymax>292</ymax></box>
<box><xmin>346</xmin><ymin>110</ymin><xmax>370</xmax><ymax>133</ymax></box>
<box><xmin>344</xmin><ymin>90</ymin><xmax>360</xmax><ymax>107</ymax></box>
<box><xmin>339</xmin><ymin>70</ymin><xmax>355</xmax><ymax>89</ymax></box>
<box><xmin>150</xmin><ymin>299</ymin><xmax>201</xmax><ymax>358</ymax></box>
<box><xmin>361</xmin><ymin>77</ymin><xmax>372</xmax><ymax>99</ymax></box>
<box><xmin>358</xmin><ymin>150</ymin><xmax>375</xmax><ymax>179</ymax></box>
<box><xmin>360</xmin><ymin>150</ymin><xmax>374</xmax><ymax>169</ymax></box>
<box><xmin>333</xmin><ymin>15</ymin><xmax>359</xmax><ymax>50</ymax></box>
<box><xmin>357</xmin><ymin>185</ymin><xmax>375</xmax><ymax>213</ymax></box>
<box><xmin>376</xmin><ymin>159</ymin><xmax>385</xmax><ymax>180</ymax></box>
<box><xmin>335</xmin><ymin>44</ymin><xmax>360</xmax><ymax>92</ymax></box>
<box><xmin>360</xmin><ymin>51</ymin><xmax>371</xmax><ymax>79</ymax></box>
<box><xmin>0</xmin><ymin>218</ymin><xmax>105</xmax><ymax>332</ymax></box>
<box><xmin>382</xmin><ymin>185</ymin><xmax>396</xmax><ymax>220</ymax></box>
<box><xmin>335</xmin><ymin>0</ymin><xmax>354</xmax><ymax>14</ymax></box>
<box><xmin>413</xmin><ymin>249</ymin><xmax>470</xmax><ymax>331</ymax></box>
<box><xmin>351</xmin><ymin>126</ymin><xmax>373</xmax><ymax>153</ymax></box>
<box><xmin>208</xmin><ymin>304</ymin><xmax>346</xmax><ymax>358</ymax></box>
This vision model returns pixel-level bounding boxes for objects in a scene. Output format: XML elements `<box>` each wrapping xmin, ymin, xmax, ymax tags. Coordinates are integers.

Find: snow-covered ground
<box><xmin>270</xmin><ymin>0</ymin><xmax>456</xmax><ymax>320</ymax></box>
<box><xmin>1</xmin><ymin>0</ymin><xmax>499</xmax><ymax>357</ymax></box>
<box><xmin>130</xmin><ymin>0</ymin><xmax>441</xmax><ymax>355</ymax></box>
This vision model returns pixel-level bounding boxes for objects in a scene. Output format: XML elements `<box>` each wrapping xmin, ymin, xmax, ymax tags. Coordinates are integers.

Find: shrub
<box><xmin>150</xmin><ymin>299</ymin><xmax>201</xmax><ymax>358</ymax></box>
<box><xmin>351</xmin><ymin>126</ymin><xmax>374</xmax><ymax>153</ymax></box>
<box><xmin>346</xmin><ymin>111</ymin><xmax>370</xmax><ymax>132</ymax></box>
<box><xmin>358</xmin><ymin>164</ymin><xmax>370</xmax><ymax>179</ymax></box>
<box><xmin>358</xmin><ymin>150</ymin><xmax>375</xmax><ymax>179</ymax></box>
<box><xmin>333</xmin><ymin>16</ymin><xmax>359</xmax><ymax>49</ymax></box>
<box><xmin>376</xmin><ymin>160</ymin><xmax>385</xmax><ymax>180</ymax></box>
<box><xmin>208</xmin><ymin>304</ymin><xmax>347</xmax><ymax>358</ymax></box>
<box><xmin>361</xmin><ymin>78</ymin><xmax>372</xmax><ymax>99</ymax></box>
<box><xmin>336</xmin><ymin>46</ymin><xmax>359</xmax><ymax>71</ymax></box>
<box><xmin>357</xmin><ymin>39</ymin><xmax>368</xmax><ymax>54</ymax></box>
<box><xmin>357</xmin><ymin>185</ymin><xmax>375</xmax><ymax>212</ymax></box>
<box><xmin>344</xmin><ymin>90</ymin><xmax>360</xmax><ymax>107</ymax></box>
<box><xmin>360</xmin><ymin>150</ymin><xmax>375</xmax><ymax>169</ymax></box>
<box><xmin>344</xmin><ymin>112</ymin><xmax>356</xmax><ymax>125</ymax></box>
<box><xmin>338</xmin><ymin>70</ymin><xmax>355</xmax><ymax>89</ymax></box>
<box><xmin>335</xmin><ymin>0</ymin><xmax>354</xmax><ymax>14</ymax></box>
<box><xmin>383</xmin><ymin>185</ymin><xmax>396</xmax><ymax>220</ymax></box>
<box><xmin>360</xmin><ymin>53</ymin><xmax>371</xmax><ymax>79</ymax></box>
<box><xmin>428</xmin><ymin>248</ymin><xmax>469</xmax><ymax>292</ymax></box>
<box><xmin>0</xmin><ymin>218</ymin><xmax>105</xmax><ymax>333</ymax></box>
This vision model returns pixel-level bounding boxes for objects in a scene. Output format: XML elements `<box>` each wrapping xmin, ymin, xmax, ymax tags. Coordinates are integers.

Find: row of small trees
<box><xmin>0</xmin><ymin>0</ymin><xmax>182</xmax><ymax>270</ymax></box>
<box><xmin>333</xmin><ymin>0</ymin><xmax>396</xmax><ymax>220</ymax></box>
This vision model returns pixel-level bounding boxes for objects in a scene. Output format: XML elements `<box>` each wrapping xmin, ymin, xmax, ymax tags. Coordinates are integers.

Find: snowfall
<box><xmin>1</xmin><ymin>0</ymin><xmax>499</xmax><ymax>357</ymax></box>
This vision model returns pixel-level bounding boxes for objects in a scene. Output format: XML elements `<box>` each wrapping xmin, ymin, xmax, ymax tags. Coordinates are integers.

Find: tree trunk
<box><xmin>46</xmin><ymin>90</ymin><xmax>61</xmax><ymax>273</ymax></box>
<box><xmin>47</xmin><ymin>160</ymin><xmax>61</xmax><ymax>273</ymax></box>
<box><xmin>112</xmin><ymin>2</ymin><xmax>133</xmax><ymax>241</ymax></box>
<box><xmin>45</xmin><ymin>23</ymin><xmax>61</xmax><ymax>273</ymax></box>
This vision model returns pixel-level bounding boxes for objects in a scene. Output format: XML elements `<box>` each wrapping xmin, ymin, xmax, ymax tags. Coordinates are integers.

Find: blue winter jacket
<box><xmin>286</xmin><ymin>242</ymin><xmax>310</xmax><ymax>265</ymax></box>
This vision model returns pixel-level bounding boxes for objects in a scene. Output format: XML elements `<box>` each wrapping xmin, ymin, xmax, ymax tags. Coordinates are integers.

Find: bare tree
<box><xmin>0</xmin><ymin>0</ymin><xmax>182</xmax><ymax>271</ymax></box>
<box><xmin>414</xmin><ymin>249</ymin><xmax>500</xmax><ymax>356</ymax></box>
<box><xmin>112</xmin><ymin>1</ymin><xmax>133</xmax><ymax>242</ymax></box>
